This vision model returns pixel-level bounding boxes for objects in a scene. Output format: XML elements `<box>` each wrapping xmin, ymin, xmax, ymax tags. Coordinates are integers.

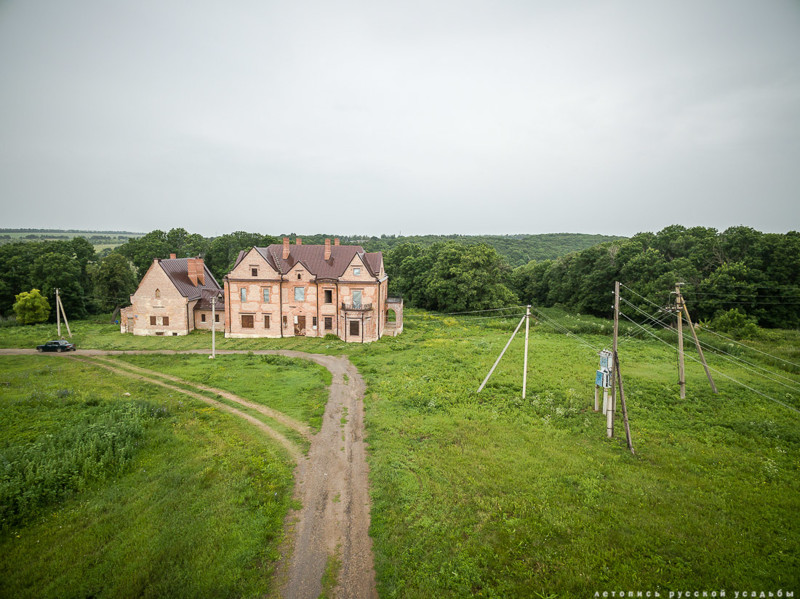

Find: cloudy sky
<box><xmin>1</xmin><ymin>0</ymin><xmax>798</xmax><ymax>237</ymax></box>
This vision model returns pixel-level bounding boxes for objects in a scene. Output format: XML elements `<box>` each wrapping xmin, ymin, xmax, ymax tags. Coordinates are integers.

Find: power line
<box><xmin>528</xmin><ymin>306</ymin><xmax>604</xmax><ymax>353</ymax></box>
<box><xmin>619</xmin><ymin>298</ymin><xmax>800</xmax><ymax>393</ymax></box>
<box><xmin>620</xmin><ymin>283</ymin><xmax>800</xmax><ymax>369</ymax></box>
<box><xmin>618</xmin><ymin>312</ymin><xmax>800</xmax><ymax>416</ymax></box>
<box><xmin>695</xmin><ymin>326</ymin><xmax>800</xmax><ymax>370</ymax></box>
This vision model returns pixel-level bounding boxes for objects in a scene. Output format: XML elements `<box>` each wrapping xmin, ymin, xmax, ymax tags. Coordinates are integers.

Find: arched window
<box><xmin>155</xmin><ymin>288</ymin><xmax>161</xmax><ymax>299</ymax></box>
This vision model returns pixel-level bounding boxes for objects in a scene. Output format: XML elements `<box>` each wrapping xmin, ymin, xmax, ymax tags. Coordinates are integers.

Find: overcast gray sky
<box><xmin>1</xmin><ymin>0</ymin><xmax>798</xmax><ymax>237</ymax></box>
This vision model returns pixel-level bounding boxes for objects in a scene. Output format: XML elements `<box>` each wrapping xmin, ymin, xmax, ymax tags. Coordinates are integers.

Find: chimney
<box><xmin>324</xmin><ymin>238</ymin><xmax>331</xmax><ymax>260</ymax></box>
<box><xmin>187</xmin><ymin>258</ymin><xmax>198</xmax><ymax>286</ymax></box>
<box><xmin>170</xmin><ymin>253</ymin><xmax>176</xmax><ymax>259</ymax></box>
<box><xmin>296</xmin><ymin>237</ymin><xmax>302</xmax><ymax>246</ymax></box>
<box><xmin>282</xmin><ymin>237</ymin><xmax>290</xmax><ymax>259</ymax></box>
<box><xmin>334</xmin><ymin>238</ymin><xmax>340</xmax><ymax>246</ymax></box>
<box><xmin>196</xmin><ymin>258</ymin><xmax>205</xmax><ymax>286</ymax></box>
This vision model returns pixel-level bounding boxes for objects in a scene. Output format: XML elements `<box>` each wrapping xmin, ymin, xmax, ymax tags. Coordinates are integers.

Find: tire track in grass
<box><xmin>4</xmin><ymin>348</ymin><xmax>378</xmax><ymax>598</ymax></box>
<box><xmin>67</xmin><ymin>355</ymin><xmax>303</xmax><ymax>462</ymax></box>
<box><xmin>90</xmin><ymin>355</ymin><xmax>312</xmax><ymax>440</ymax></box>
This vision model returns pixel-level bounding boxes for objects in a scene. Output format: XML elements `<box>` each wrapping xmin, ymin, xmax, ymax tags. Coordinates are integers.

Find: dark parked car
<box><xmin>36</xmin><ymin>340</ymin><xmax>76</xmax><ymax>352</ymax></box>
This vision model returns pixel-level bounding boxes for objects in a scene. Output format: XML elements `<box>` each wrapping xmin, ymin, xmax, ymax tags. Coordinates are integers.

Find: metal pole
<box><xmin>608</xmin><ymin>282</ymin><xmax>619</xmax><ymax>438</ymax></box>
<box><xmin>522</xmin><ymin>305</ymin><xmax>530</xmax><ymax>399</ymax></box>
<box><xmin>676</xmin><ymin>283</ymin><xmax>686</xmax><ymax>399</ymax></box>
<box><xmin>682</xmin><ymin>302</ymin><xmax>717</xmax><ymax>394</ymax></box>
<box><xmin>56</xmin><ymin>288</ymin><xmax>61</xmax><ymax>338</ymax></box>
<box><xmin>211</xmin><ymin>296</ymin><xmax>216</xmax><ymax>359</ymax></box>
<box><xmin>477</xmin><ymin>315</ymin><xmax>525</xmax><ymax>393</ymax></box>
<box><xmin>58</xmin><ymin>294</ymin><xmax>72</xmax><ymax>338</ymax></box>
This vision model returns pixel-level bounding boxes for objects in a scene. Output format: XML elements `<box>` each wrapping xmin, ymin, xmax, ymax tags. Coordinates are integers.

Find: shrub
<box><xmin>710</xmin><ymin>308</ymin><xmax>760</xmax><ymax>339</ymax></box>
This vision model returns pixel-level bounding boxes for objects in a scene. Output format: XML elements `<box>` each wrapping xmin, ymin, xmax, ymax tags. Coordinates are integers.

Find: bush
<box><xmin>710</xmin><ymin>308</ymin><xmax>760</xmax><ymax>339</ymax></box>
<box><xmin>12</xmin><ymin>289</ymin><xmax>50</xmax><ymax>325</ymax></box>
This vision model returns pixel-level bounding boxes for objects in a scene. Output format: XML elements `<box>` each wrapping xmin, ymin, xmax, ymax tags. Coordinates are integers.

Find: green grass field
<box><xmin>0</xmin><ymin>355</ymin><xmax>300</xmax><ymax>598</ymax></box>
<box><xmin>1</xmin><ymin>312</ymin><xmax>799</xmax><ymax>597</ymax></box>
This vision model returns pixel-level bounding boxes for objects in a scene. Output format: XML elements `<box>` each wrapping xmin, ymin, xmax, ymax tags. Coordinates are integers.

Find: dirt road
<box><xmin>0</xmin><ymin>348</ymin><xmax>377</xmax><ymax>599</ymax></box>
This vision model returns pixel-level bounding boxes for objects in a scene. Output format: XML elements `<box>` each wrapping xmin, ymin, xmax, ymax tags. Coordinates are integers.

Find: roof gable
<box><xmin>229</xmin><ymin>248</ymin><xmax>279</xmax><ymax>279</ymax></box>
<box><xmin>255</xmin><ymin>243</ymin><xmax>381</xmax><ymax>280</ymax></box>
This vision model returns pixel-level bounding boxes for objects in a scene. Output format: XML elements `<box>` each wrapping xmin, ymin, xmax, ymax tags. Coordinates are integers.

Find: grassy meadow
<box><xmin>1</xmin><ymin>311</ymin><xmax>799</xmax><ymax>596</ymax></box>
<box><xmin>0</xmin><ymin>354</ymin><xmax>322</xmax><ymax>598</ymax></box>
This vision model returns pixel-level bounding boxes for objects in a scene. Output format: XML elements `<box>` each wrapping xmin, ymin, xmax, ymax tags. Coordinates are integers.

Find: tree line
<box><xmin>509</xmin><ymin>225</ymin><xmax>800</xmax><ymax>329</ymax></box>
<box><xmin>2</xmin><ymin>225</ymin><xmax>797</xmax><ymax>330</ymax></box>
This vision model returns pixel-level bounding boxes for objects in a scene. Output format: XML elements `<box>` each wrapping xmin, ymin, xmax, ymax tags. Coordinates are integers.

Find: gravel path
<box><xmin>0</xmin><ymin>348</ymin><xmax>377</xmax><ymax>599</ymax></box>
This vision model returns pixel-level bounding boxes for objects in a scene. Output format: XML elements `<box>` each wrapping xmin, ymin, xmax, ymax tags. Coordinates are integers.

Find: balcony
<box><xmin>341</xmin><ymin>302</ymin><xmax>373</xmax><ymax>311</ymax></box>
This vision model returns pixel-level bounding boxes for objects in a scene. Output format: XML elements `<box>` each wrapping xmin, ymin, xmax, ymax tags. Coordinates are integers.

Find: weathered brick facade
<box><xmin>224</xmin><ymin>238</ymin><xmax>400</xmax><ymax>342</ymax></box>
<box><xmin>121</xmin><ymin>256</ymin><xmax>224</xmax><ymax>336</ymax></box>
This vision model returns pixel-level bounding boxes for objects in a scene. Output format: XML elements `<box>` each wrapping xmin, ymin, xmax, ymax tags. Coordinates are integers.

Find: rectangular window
<box><xmin>283</xmin><ymin>315</ymin><xmax>288</xmax><ymax>327</ymax></box>
<box><xmin>163</xmin><ymin>316</ymin><xmax>169</xmax><ymax>326</ymax></box>
<box><xmin>264</xmin><ymin>314</ymin><xmax>271</xmax><ymax>328</ymax></box>
<box><xmin>240</xmin><ymin>288</ymin><xmax>247</xmax><ymax>302</ymax></box>
<box><xmin>324</xmin><ymin>317</ymin><xmax>333</xmax><ymax>330</ymax></box>
<box><xmin>312</xmin><ymin>316</ymin><xmax>317</xmax><ymax>327</ymax></box>
<box><xmin>215</xmin><ymin>314</ymin><xmax>220</xmax><ymax>322</ymax></box>
<box><xmin>251</xmin><ymin>267</ymin><xmax>258</xmax><ymax>277</ymax></box>
<box><xmin>172</xmin><ymin>332</ymin><xmax>178</xmax><ymax>336</ymax></box>
<box><xmin>353</xmin><ymin>267</ymin><xmax>361</xmax><ymax>276</ymax></box>
<box><xmin>150</xmin><ymin>316</ymin><xmax>156</xmax><ymax>326</ymax></box>
<box><xmin>201</xmin><ymin>314</ymin><xmax>206</xmax><ymax>322</ymax></box>
<box><xmin>155</xmin><ymin>331</ymin><xmax>164</xmax><ymax>336</ymax></box>
<box><xmin>262</xmin><ymin>288</ymin><xmax>270</xmax><ymax>303</ymax></box>
<box><xmin>294</xmin><ymin>287</ymin><xmax>304</xmax><ymax>302</ymax></box>
<box><xmin>352</xmin><ymin>290</ymin><xmax>362</xmax><ymax>309</ymax></box>
<box><xmin>241</xmin><ymin>314</ymin><xmax>254</xmax><ymax>328</ymax></box>
<box><xmin>350</xmin><ymin>320</ymin><xmax>360</xmax><ymax>336</ymax></box>
<box><xmin>324</xmin><ymin>289</ymin><xmax>333</xmax><ymax>304</ymax></box>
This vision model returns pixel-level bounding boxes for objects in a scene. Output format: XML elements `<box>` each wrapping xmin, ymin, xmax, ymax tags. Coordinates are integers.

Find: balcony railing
<box><xmin>341</xmin><ymin>302</ymin><xmax>373</xmax><ymax>311</ymax></box>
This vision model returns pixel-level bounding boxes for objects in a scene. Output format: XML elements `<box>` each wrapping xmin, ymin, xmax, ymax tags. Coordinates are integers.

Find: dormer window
<box><xmin>353</xmin><ymin>268</ymin><xmax>361</xmax><ymax>276</ymax></box>
<box><xmin>251</xmin><ymin>267</ymin><xmax>258</xmax><ymax>277</ymax></box>
<box><xmin>155</xmin><ymin>289</ymin><xmax>160</xmax><ymax>299</ymax></box>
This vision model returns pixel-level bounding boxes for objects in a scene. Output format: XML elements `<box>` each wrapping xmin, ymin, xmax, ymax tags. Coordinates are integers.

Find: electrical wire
<box><xmin>620</xmin><ymin>283</ymin><xmax>800</xmax><ymax>370</ymax></box>
<box><xmin>694</xmin><ymin>326</ymin><xmax>800</xmax><ymax>370</ymax></box>
<box><xmin>618</xmin><ymin>312</ymin><xmax>800</xmax><ymax>416</ymax></box>
<box><xmin>619</xmin><ymin>297</ymin><xmax>800</xmax><ymax>393</ymax></box>
<box><xmin>527</xmin><ymin>305</ymin><xmax>604</xmax><ymax>353</ymax></box>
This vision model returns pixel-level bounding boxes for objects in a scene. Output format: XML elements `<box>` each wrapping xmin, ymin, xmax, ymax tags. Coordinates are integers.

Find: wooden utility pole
<box><xmin>56</xmin><ymin>288</ymin><xmax>61</xmax><ymax>338</ymax></box>
<box><xmin>679</xmin><ymin>289</ymin><xmax>718</xmax><ymax>394</ymax></box>
<box><xmin>522</xmin><ymin>305</ymin><xmax>530</xmax><ymax>399</ymax></box>
<box><xmin>614</xmin><ymin>350</ymin><xmax>635</xmax><ymax>455</ymax></box>
<box><xmin>57</xmin><ymin>291</ymin><xmax>72</xmax><ymax>338</ymax></box>
<box><xmin>210</xmin><ymin>295</ymin><xmax>217</xmax><ymax>359</ymax></box>
<box><xmin>608</xmin><ymin>282</ymin><xmax>620</xmax><ymax>438</ymax></box>
<box><xmin>477</xmin><ymin>315</ymin><xmax>525</xmax><ymax>393</ymax></box>
<box><xmin>676</xmin><ymin>283</ymin><xmax>686</xmax><ymax>399</ymax></box>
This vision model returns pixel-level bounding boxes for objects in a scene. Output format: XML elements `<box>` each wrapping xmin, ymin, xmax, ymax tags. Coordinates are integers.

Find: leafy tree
<box><xmin>92</xmin><ymin>254</ymin><xmax>137</xmax><ymax>312</ymax></box>
<box><xmin>31</xmin><ymin>252</ymin><xmax>87</xmax><ymax>319</ymax></box>
<box><xmin>386</xmin><ymin>242</ymin><xmax>517</xmax><ymax>312</ymax></box>
<box><xmin>204</xmin><ymin>231</ymin><xmax>279</xmax><ymax>281</ymax></box>
<box><xmin>13</xmin><ymin>289</ymin><xmax>50</xmax><ymax>324</ymax></box>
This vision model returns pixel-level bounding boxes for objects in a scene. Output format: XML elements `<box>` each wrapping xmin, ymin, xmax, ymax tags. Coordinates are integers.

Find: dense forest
<box><xmin>509</xmin><ymin>225</ymin><xmax>800</xmax><ymax>329</ymax></box>
<box><xmin>286</xmin><ymin>233</ymin><xmax>622</xmax><ymax>268</ymax></box>
<box><xmin>1</xmin><ymin>226</ymin><xmax>797</xmax><ymax>330</ymax></box>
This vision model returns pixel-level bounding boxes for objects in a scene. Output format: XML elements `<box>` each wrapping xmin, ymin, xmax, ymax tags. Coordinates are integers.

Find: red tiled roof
<box><xmin>250</xmin><ymin>244</ymin><xmax>384</xmax><ymax>279</ymax></box>
<box><xmin>159</xmin><ymin>258</ymin><xmax>222</xmax><ymax>301</ymax></box>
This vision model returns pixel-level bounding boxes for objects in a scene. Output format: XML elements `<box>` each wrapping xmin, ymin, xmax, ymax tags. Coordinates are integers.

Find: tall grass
<box><xmin>1</xmin><ymin>397</ymin><xmax>164</xmax><ymax>529</ymax></box>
